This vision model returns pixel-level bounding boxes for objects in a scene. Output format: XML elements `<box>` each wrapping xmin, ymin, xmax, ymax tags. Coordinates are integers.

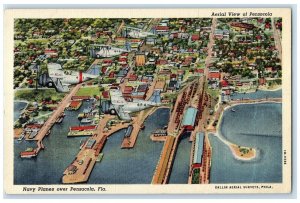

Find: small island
<box><xmin>230</xmin><ymin>144</ymin><xmax>256</xmax><ymax>161</ymax></box>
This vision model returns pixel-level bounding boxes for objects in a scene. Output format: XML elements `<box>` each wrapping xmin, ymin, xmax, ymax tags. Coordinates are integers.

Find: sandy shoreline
<box><xmin>213</xmin><ymin>103</ymin><xmax>277</xmax><ymax>161</ymax></box>
<box><xmin>258</xmin><ymin>86</ymin><xmax>282</xmax><ymax>92</ymax></box>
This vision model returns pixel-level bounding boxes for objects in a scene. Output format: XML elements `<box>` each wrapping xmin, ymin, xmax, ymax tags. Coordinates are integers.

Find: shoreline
<box><xmin>257</xmin><ymin>86</ymin><xmax>282</xmax><ymax>92</ymax></box>
<box><xmin>14</xmin><ymin>100</ymin><xmax>30</xmax><ymax>125</ymax></box>
<box><xmin>14</xmin><ymin>100</ymin><xmax>29</xmax><ymax>104</ymax></box>
<box><xmin>213</xmin><ymin>101</ymin><xmax>282</xmax><ymax>161</ymax></box>
<box><xmin>213</xmin><ymin>131</ymin><xmax>257</xmax><ymax>162</ymax></box>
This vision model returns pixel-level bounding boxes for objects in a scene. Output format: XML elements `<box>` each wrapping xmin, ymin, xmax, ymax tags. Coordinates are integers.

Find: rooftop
<box><xmin>193</xmin><ymin>132</ymin><xmax>204</xmax><ymax>164</ymax></box>
<box><xmin>182</xmin><ymin>107</ymin><xmax>198</xmax><ymax>127</ymax></box>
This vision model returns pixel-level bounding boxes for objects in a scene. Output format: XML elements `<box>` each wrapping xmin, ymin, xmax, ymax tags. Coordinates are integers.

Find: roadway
<box><xmin>271</xmin><ymin>18</ymin><xmax>282</xmax><ymax>63</ymax></box>
<box><xmin>204</xmin><ymin>18</ymin><xmax>217</xmax><ymax>78</ymax></box>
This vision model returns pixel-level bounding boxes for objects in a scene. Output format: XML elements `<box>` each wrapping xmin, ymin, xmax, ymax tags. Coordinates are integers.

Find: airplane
<box><xmin>108</xmin><ymin>89</ymin><xmax>160</xmax><ymax>121</ymax></box>
<box><xmin>125</xmin><ymin>27</ymin><xmax>155</xmax><ymax>38</ymax></box>
<box><xmin>38</xmin><ymin>63</ymin><xmax>98</xmax><ymax>92</ymax></box>
<box><xmin>95</xmin><ymin>45</ymin><xmax>128</xmax><ymax>58</ymax></box>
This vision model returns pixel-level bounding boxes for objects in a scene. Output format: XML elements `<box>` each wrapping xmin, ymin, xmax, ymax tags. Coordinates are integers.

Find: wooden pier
<box><xmin>24</xmin><ymin>84</ymin><xmax>82</xmax><ymax>154</ymax></box>
<box><xmin>62</xmin><ymin>115</ymin><xmax>130</xmax><ymax>184</ymax></box>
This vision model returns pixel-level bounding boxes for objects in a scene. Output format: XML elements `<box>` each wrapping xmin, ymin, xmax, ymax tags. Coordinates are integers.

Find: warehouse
<box><xmin>193</xmin><ymin>132</ymin><xmax>204</xmax><ymax>166</ymax></box>
<box><xmin>181</xmin><ymin>107</ymin><xmax>198</xmax><ymax>130</ymax></box>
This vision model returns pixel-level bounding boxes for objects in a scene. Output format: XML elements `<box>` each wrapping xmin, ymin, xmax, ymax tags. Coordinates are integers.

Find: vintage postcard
<box><xmin>4</xmin><ymin>8</ymin><xmax>291</xmax><ymax>194</ymax></box>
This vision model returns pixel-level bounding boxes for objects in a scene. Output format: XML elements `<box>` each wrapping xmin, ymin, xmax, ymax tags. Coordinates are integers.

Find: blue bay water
<box><xmin>230</xmin><ymin>89</ymin><xmax>282</xmax><ymax>100</ymax></box>
<box><xmin>14</xmin><ymin>101</ymin><xmax>93</xmax><ymax>184</ymax></box>
<box><xmin>88</xmin><ymin>108</ymin><xmax>169</xmax><ymax>184</ymax></box>
<box><xmin>209</xmin><ymin>103</ymin><xmax>282</xmax><ymax>183</ymax></box>
<box><xmin>14</xmin><ymin>101</ymin><xmax>28</xmax><ymax>122</ymax></box>
<box><xmin>168</xmin><ymin>132</ymin><xmax>192</xmax><ymax>184</ymax></box>
<box><xmin>14</xmin><ymin>99</ymin><xmax>282</xmax><ymax>184</ymax></box>
<box><xmin>14</xmin><ymin>104</ymin><xmax>169</xmax><ymax>184</ymax></box>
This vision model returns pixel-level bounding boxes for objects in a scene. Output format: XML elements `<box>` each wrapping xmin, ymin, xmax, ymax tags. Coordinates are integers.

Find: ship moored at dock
<box><xmin>20</xmin><ymin>148</ymin><xmax>37</xmax><ymax>158</ymax></box>
<box><xmin>55</xmin><ymin>112</ymin><xmax>66</xmax><ymax>123</ymax></box>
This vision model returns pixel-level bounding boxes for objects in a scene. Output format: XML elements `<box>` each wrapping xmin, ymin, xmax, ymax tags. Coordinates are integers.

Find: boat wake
<box><xmin>239</xmin><ymin>132</ymin><xmax>282</xmax><ymax>138</ymax></box>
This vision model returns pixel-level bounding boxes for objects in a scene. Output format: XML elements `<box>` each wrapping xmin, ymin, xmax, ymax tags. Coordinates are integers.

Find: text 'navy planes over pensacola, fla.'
<box><xmin>38</xmin><ymin>63</ymin><xmax>98</xmax><ymax>92</ymax></box>
<box><xmin>107</xmin><ymin>89</ymin><xmax>160</xmax><ymax>121</ymax></box>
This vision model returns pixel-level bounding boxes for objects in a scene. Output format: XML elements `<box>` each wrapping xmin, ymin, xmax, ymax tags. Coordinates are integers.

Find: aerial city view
<box><xmin>13</xmin><ymin>17</ymin><xmax>283</xmax><ymax>185</ymax></box>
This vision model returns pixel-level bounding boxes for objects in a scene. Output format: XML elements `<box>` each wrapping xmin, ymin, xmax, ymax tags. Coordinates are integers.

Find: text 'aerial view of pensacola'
<box><xmin>13</xmin><ymin>17</ymin><xmax>283</xmax><ymax>185</ymax></box>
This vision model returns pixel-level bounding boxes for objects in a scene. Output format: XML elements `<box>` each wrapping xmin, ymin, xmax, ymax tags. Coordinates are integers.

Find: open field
<box><xmin>75</xmin><ymin>86</ymin><xmax>101</xmax><ymax>97</ymax></box>
<box><xmin>15</xmin><ymin>89</ymin><xmax>66</xmax><ymax>102</ymax></box>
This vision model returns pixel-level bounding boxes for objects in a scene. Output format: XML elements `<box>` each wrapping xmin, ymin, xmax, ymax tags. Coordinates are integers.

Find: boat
<box><xmin>231</xmin><ymin>108</ymin><xmax>236</xmax><ymax>112</ymax></box>
<box><xmin>20</xmin><ymin>148</ymin><xmax>37</xmax><ymax>158</ymax></box>
<box><xmin>96</xmin><ymin>153</ymin><xmax>104</xmax><ymax>162</ymax></box>
<box><xmin>17</xmin><ymin>133</ymin><xmax>25</xmax><ymax>141</ymax></box>
<box><xmin>140</xmin><ymin>124</ymin><xmax>145</xmax><ymax>130</ymax></box>
<box><xmin>56</xmin><ymin>113</ymin><xmax>65</xmax><ymax>123</ymax></box>
<box><xmin>80</xmin><ymin>118</ymin><xmax>93</xmax><ymax>124</ymax></box>
<box><xmin>124</xmin><ymin>125</ymin><xmax>133</xmax><ymax>138</ymax></box>
<box><xmin>25</xmin><ymin>147</ymin><xmax>34</xmax><ymax>152</ymax></box>
<box><xmin>80</xmin><ymin>139</ymin><xmax>88</xmax><ymax>149</ymax></box>
<box><xmin>56</xmin><ymin>117</ymin><xmax>64</xmax><ymax>123</ymax></box>
<box><xmin>77</xmin><ymin>113</ymin><xmax>85</xmax><ymax>120</ymax></box>
<box><xmin>46</xmin><ymin>130</ymin><xmax>51</xmax><ymax>136</ymax></box>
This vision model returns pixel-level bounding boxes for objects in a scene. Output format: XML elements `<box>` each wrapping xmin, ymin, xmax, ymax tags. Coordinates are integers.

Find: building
<box><xmin>123</xmin><ymin>86</ymin><xmax>134</xmax><ymax>98</ymax></box>
<box><xmin>191</xmin><ymin>34</ymin><xmax>200</xmax><ymax>41</ymax></box>
<box><xmin>195</xmin><ymin>69</ymin><xmax>204</xmax><ymax>76</ymax></box>
<box><xmin>146</xmin><ymin>37</ymin><xmax>156</xmax><ymax>45</ymax></box>
<box><xmin>230</xmin><ymin>22</ymin><xmax>255</xmax><ymax>31</ymax></box>
<box><xmin>69</xmin><ymin>125</ymin><xmax>97</xmax><ymax>131</ymax></box>
<box><xmin>168</xmin><ymin>80</ymin><xmax>178</xmax><ymax>91</ymax></box>
<box><xmin>126</xmin><ymin>73</ymin><xmax>138</xmax><ymax>81</ymax></box>
<box><xmin>149</xmin><ymin>90</ymin><xmax>161</xmax><ymax>104</ymax></box>
<box><xmin>131</xmin><ymin>91</ymin><xmax>146</xmax><ymax>100</ymax></box>
<box><xmin>116</xmin><ymin>69</ymin><xmax>128</xmax><ymax>78</ymax></box>
<box><xmin>192</xmin><ymin>132</ymin><xmax>205</xmax><ymax>169</ymax></box>
<box><xmin>68</xmin><ymin>101</ymin><xmax>82</xmax><ymax>110</ymax></box>
<box><xmin>137</xmin><ymin>84</ymin><xmax>148</xmax><ymax>93</ymax></box>
<box><xmin>44</xmin><ymin>49</ymin><xmax>58</xmax><ymax>58</ymax></box>
<box><xmin>155</xmin><ymin>26</ymin><xmax>169</xmax><ymax>35</ymax></box>
<box><xmin>181</xmin><ymin>107</ymin><xmax>198</xmax><ymax>130</ymax></box>
<box><xmin>71</xmin><ymin>96</ymin><xmax>91</xmax><ymax>101</ymax></box>
<box><xmin>208</xmin><ymin>71</ymin><xmax>221</xmax><ymax>81</ymax></box>
<box><xmin>114</xmin><ymin>37</ymin><xmax>126</xmax><ymax>46</ymax></box>
<box><xmin>135</xmin><ymin>53</ymin><xmax>146</xmax><ymax>67</ymax></box>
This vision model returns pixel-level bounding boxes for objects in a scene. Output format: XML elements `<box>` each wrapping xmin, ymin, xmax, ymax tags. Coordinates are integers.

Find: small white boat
<box><xmin>80</xmin><ymin>118</ymin><xmax>93</xmax><ymax>124</ymax></box>
<box><xmin>231</xmin><ymin>108</ymin><xmax>236</xmax><ymax>112</ymax></box>
<box><xmin>18</xmin><ymin>133</ymin><xmax>25</xmax><ymax>141</ymax></box>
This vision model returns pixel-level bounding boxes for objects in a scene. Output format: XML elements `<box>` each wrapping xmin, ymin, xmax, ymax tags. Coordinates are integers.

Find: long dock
<box><xmin>120</xmin><ymin>115</ymin><xmax>142</xmax><ymax>149</ymax></box>
<box><xmin>121</xmin><ymin>106</ymin><xmax>158</xmax><ymax>148</ymax></box>
<box><xmin>152</xmin><ymin>82</ymin><xmax>195</xmax><ymax>184</ymax></box>
<box><xmin>27</xmin><ymin>84</ymin><xmax>82</xmax><ymax>154</ymax></box>
<box><xmin>62</xmin><ymin>115</ymin><xmax>130</xmax><ymax>184</ymax></box>
<box><xmin>152</xmin><ymin>135</ymin><xmax>175</xmax><ymax>184</ymax></box>
<box><xmin>150</xmin><ymin>135</ymin><xmax>167</xmax><ymax>142</ymax></box>
<box><xmin>152</xmin><ymin>75</ymin><xmax>208</xmax><ymax>184</ymax></box>
<box><xmin>188</xmin><ymin>132</ymin><xmax>212</xmax><ymax>184</ymax></box>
